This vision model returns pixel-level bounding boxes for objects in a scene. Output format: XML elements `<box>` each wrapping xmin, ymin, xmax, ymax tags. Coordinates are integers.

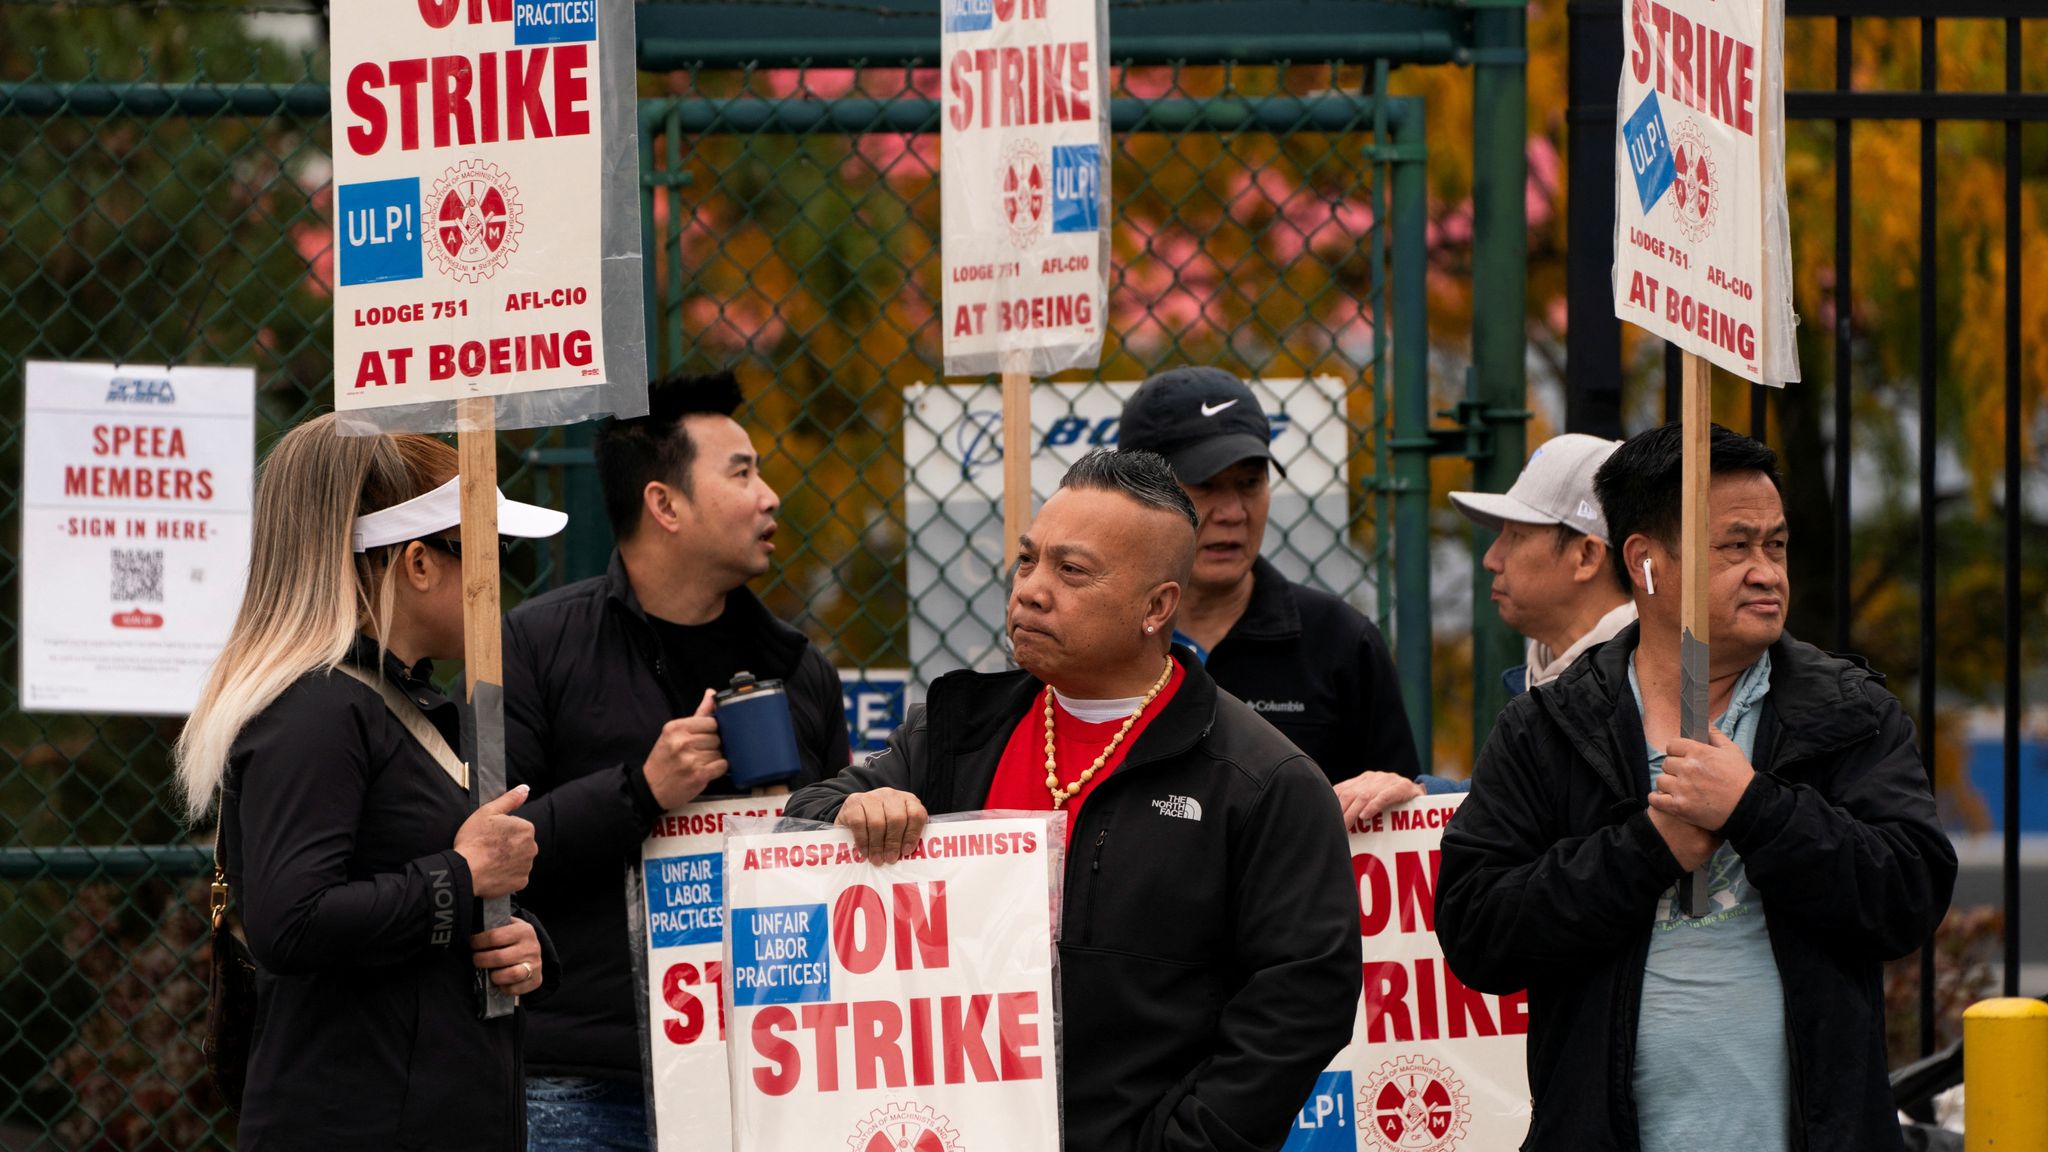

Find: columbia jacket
<box><xmin>1197</xmin><ymin>557</ymin><xmax>1420</xmax><ymax>782</ymax></box>
<box><xmin>1436</xmin><ymin>625</ymin><xmax>1957</xmax><ymax>1152</ymax></box>
<box><xmin>503</xmin><ymin>553</ymin><xmax>847</xmax><ymax>1079</ymax></box>
<box><xmin>225</xmin><ymin>638</ymin><xmax>559</xmax><ymax>1151</ymax></box>
<box><xmin>785</xmin><ymin>652</ymin><xmax>1361</xmax><ymax>1152</ymax></box>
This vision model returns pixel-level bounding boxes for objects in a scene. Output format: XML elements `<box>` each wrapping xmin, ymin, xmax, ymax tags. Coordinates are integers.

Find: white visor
<box><xmin>351</xmin><ymin>476</ymin><xmax>569</xmax><ymax>552</ymax></box>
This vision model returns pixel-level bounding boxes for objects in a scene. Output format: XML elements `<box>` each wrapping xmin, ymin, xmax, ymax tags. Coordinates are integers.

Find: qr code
<box><xmin>111</xmin><ymin>548</ymin><xmax>165</xmax><ymax>602</ymax></box>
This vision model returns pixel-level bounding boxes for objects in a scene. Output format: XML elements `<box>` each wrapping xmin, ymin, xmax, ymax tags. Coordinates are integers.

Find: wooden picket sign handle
<box><xmin>1676</xmin><ymin>352</ymin><xmax>1712</xmax><ymax>918</ymax></box>
<box><xmin>457</xmin><ymin>397</ymin><xmax>519</xmax><ymax>1016</ymax></box>
<box><xmin>1001</xmin><ymin>350</ymin><xmax>1032</xmax><ymax>573</ymax></box>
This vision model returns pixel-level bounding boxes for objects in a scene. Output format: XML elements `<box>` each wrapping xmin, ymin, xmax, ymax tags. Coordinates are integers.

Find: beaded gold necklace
<box><xmin>1043</xmin><ymin>657</ymin><xmax>1175</xmax><ymax>809</ymax></box>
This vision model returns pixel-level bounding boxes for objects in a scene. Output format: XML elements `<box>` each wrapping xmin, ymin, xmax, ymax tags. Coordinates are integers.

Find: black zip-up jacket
<box><xmin>1201</xmin><ymin>557</ymin><xmax>1420</xmax><ymax>783</ymax></box>
<box><xmin>785</xmin><ymin>652</ymin><xmax>1361</xmax><ymax>1152</ymax></box>
<box><xmin>503</xmin><ymin>552</ymin><xmax>848</xmax><ymax>1079</ymax></box>
<box><xmin>225</xmin><ymin>638</ymin><xmax>559</xmax><ymax>1152</ymax></box>
<box><xmin>1435</xmin><ymin>625</ymin><xmax>1957</xmax><ymax>1152</ymax></box>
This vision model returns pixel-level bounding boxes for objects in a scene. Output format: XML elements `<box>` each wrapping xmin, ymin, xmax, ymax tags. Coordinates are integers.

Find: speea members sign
<box><xmin>940</xmin><ymin>0</ymin><xmax>1110</xmax><ymax>377</ymax></box>
<box><xmin>331</xmin><ymin>0</ymin><xmax>615</xmax><ymax>414</ymax></box>
<box><xmin>1282</xmin><ymin>795</ymin><xmax>1530</xmax><ymax>1151</ymax></box>
<box><xmin>1611</xmin><ymin>0</ymin><xmax>1799</xmax><ymax>386</ymax></box>
<box><xmin>18</xmin><ymin>361</ymin><xmax>254</xmax><ymax>715</ymax></box>
<box><xmin>723</xmin><ymin>815</ymin><xmax>1063</xmax><ymax>1152</ymax></box>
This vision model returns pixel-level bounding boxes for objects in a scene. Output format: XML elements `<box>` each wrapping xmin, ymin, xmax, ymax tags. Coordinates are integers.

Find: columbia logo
<box><xmin>1151</xmin><ymin>795</ymin><xmax>1202</xmax><ymax>822</ymax></box>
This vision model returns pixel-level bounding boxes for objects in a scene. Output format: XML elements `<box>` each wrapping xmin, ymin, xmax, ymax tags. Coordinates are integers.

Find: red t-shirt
<box><xmin>984</xmin><ymin>659</ymin><xmax>1186</xmax><ymax>842</ymax></box>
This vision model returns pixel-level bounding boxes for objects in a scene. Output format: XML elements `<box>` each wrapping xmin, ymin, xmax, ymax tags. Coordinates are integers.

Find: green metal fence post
<box><xmin>1387</xmin><ymin>97</ymin><xmax>1434</xmax><ymax>773</ymax></box>
<box><xmin>1468</xmin><ymin>2</ymin><xmax>1531</xmax><ymax>756</ymax></box>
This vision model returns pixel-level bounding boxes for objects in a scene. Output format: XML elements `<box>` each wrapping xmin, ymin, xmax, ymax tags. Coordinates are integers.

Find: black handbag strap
<box><xmin>210</xmin><ymin>788</ymin><xmax>231</xmax><ymax>931</ymax></box>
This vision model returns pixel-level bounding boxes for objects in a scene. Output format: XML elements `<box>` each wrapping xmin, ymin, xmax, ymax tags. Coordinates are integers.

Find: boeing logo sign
<box><xmin>950</xmin><ymin>409</ymin><xmax>1293</xmax><ymax>481</ymax></box>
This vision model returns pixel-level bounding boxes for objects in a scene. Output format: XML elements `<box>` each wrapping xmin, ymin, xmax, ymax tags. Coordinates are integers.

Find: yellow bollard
<box><xmin>1964</xmin><ymin>997</ymin><xmax>2048</xmax><ymax>1151</ymax></box>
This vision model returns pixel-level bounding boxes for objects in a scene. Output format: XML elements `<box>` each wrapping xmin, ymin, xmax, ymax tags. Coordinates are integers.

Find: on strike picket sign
<box><xmin>1283</xmin><ymin>795</ymin><xmax>1529</xmax><ymax>1152</ymax></box>
<box><xmin>332</xmin><ymin>0</ymin><xmax>612</xmax><ymax>414</ymax></box>
<box><xmin>724</xmin><ymin>816</ymin><xmax>1062</xmax><ymax>1152</ymax></box>
<box><xmin>1611</xmin><ymin>0</ymin><xmax>1798</xmax><ymax>385</ymax></box>
<box><xmin>18</xmin><ymin>361</ymin><xmax>254</xmax><ymax>715</ymax></box>
<box><xmin>939</xmin><ymin>0</ymin><xmax>1110</xmax><ymax>376</ymax></box>
<box><xmin>641</xmin><ymin>796</ymin><xmax>787</xmax><ymax>1152</ymax></box>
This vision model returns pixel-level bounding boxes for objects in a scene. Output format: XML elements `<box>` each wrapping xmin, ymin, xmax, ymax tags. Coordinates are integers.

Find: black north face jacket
<box><xmin>786</xmin><ymin>652</ymin><xmax>1361</xmax><ymax>1152</ymax></box>
<box><xmin>1435</xmin><ymin>625</ymin><xmax>1957</xmax><ymax>1152</ymax></box>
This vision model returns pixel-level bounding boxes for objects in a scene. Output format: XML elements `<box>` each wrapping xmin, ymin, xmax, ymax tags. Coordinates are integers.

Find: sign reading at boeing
<box><xmin>332</xmin><ymin>0</ymin><xmax>613</xmax><ymax>413</ymax></box>
<box><xmin>1611</xmin><ymin>0</ymin><xmax>1799</xmax><ymax>385</ymax></box>
<box><xmin>939</xmin><ymin>0</ymin><xmax>1110</xmax><ymax>376</ymax></box>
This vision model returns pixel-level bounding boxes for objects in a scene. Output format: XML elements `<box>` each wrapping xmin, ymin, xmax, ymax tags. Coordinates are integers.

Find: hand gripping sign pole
<box><xmin>1612</xmin><ymin>0</ymin><xmax>1798</xmax><ymax>914</ymax></box>
<box><xmin>940</xmin><ymin>0</ymin><xmax>1112</xmax><ymax>574</ymax></box>
<box><xmin>332</xmin><ymin>0</ymin><xmax>649</xmax><ymax>1011</ymax></box>
<box><xmin>456</xmin><ymin>399</ymin><xmax>514</xmax><ymax>1011</ymax></box>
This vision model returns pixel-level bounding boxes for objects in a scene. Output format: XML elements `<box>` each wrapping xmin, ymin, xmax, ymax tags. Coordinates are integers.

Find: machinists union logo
<box><xmin>999</xmin><ymin>139</ymin><xmax>1048</xmax><ymax>250</ymax></box>
<box><xmin>846</xmin><ymin>1102</ymin><xmax>962</xmax><ymax>1152</ymax></box>
<box><xmin>1360</xmin><ymin>1057</ymin><xmax>1471</xmax><ymax>1151</ymax></box>
<box><xmin>1668</xmin><ymin>118</ymin><xmax>1720</xmax><ymax>245</ymax></box>
<box><xmin>427</xmin><ymin>159</ymin><xmax>523</xmax><ymax>283</ymax></box>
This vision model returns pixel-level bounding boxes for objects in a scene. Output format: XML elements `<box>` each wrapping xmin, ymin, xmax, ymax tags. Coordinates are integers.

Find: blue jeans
<box><xmin>526</xmin><ymin>1076</ymin><xmax>648</xmax><ymax>1152</ymax></box>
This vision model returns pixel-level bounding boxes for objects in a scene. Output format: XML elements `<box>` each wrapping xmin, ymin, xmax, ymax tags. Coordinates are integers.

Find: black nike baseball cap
<box><xmin>1117</xmin><ymin>367</ymin><xmax>1286</xmax><ymax>484</ymax></box>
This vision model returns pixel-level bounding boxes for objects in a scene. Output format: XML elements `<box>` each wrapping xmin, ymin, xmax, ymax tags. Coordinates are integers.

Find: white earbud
<box><xmin>1641</xmin><ymin>558</ymin><xmax>1657</xmax><ymax>597</ymax></box>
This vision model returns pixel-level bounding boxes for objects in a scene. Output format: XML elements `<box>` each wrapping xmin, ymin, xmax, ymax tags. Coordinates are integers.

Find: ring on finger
<box><xmin>518</xmin><ymin>961</ymin><xmax>534</xmax><ymax>982</ymax></box>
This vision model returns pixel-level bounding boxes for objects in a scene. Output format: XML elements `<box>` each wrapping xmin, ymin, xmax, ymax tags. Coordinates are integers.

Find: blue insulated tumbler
<box><xmin>714</xmin><ymin>672</ymin><xmax>803</xmax><ymax>788</ymax></box>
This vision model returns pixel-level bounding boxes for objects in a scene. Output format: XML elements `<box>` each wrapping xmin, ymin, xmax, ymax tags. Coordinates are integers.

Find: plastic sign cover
<box><xmin>1281</xmin><ymin>795</ymin><xmax>1532</xmax><ymax>1152</ymax></box>
<box><xmin>19</xmin><ymin>361</ymin><xmax>254</xmax><ymax>715</ymax></box>
<box><xmin>331</xmin><ymin>0</ymin><xmax>621</xmax><ymax>419</ymax></box>
<box><xmin>640</xmin><ymin>796</ymin><xmax>787</xmax><ymax>1152</ymax></box>
<box><xmin>940</xmin><ymin>0</ymin><xmax>1110</xmax><ymax>376</ymax></box>
<box><xmin>1612</xmin><ymin>0</ymin><xmax>1799</xmax><ymax>385</ymax></box>
<box><xmin>723</xmin><ymin>815</ymin><xmax>1062</xmax><ymax>1152</ymax></box>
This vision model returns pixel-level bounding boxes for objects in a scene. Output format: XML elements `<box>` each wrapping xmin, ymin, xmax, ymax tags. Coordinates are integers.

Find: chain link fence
<box><xmin>1</xmin><ymin>9</ymin><xmax>1434</xmax><ymax>1145</ymax></box>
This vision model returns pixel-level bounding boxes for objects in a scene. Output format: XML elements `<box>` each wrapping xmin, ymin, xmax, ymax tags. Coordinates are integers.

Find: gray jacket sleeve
<box><xmin>783</xmin><ymin>702</ymin><xmax>929</xmax><ymax>823</ymax></box>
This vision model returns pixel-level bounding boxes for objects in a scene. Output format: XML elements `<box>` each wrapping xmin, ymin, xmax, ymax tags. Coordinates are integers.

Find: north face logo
<box><xmin>1152</xmin><ymin>795</ymin><xmax>1202</xmax><ymax>821</ymax></box>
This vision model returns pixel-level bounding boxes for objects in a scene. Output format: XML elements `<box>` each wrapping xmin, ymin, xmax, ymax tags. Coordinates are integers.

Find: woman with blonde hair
<box><xmin>177</xmin><ymin>413</ymin><xmax>567</xmax><ymax>1150</ymax></box>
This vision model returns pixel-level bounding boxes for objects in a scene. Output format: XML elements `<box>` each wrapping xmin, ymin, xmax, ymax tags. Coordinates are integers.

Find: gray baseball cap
<box><xmin>1448</xmin><ymin>433</ymin><xmax>1621</xmax><ymax>542</ymax></box>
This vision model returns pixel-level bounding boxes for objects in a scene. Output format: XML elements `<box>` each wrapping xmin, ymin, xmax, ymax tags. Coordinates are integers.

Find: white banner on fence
<box><xmin>723</xmin><ymin>815</ymin><xmax>1063</xmax><ymax>1152</ymax></box>
<box><xmin>1611</xmin><ymin>0</ymin><xmax>1799</xmax><ymax>386</ymax></box>
<box><xmin>18</xmin><ymin>361</ymin><xmax>254</xmax><ymax>715</ymax></box>
<box><xmin>640</xmin><ymin>796</ymin><xmax>789</xmax><ymax>1152</ymax></box>
<box><xmin>1282</xmin><ymin>794</ymin><xmax>1530</xmax><ymax>1152</ymax></box>
<box><xmin>904</xmin><ymin>377</ymin><xmax>1364</xmax><ymax>692</ymax></box>
<box><xmin>331</xmin><ymin>0</ymin><xmax>645</xmax><ymax>427</ymax></box>
<box><xmin>939</xmin><ymin>0</ymin><xmax>1110</xmax><ymax>377</ymax></box>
